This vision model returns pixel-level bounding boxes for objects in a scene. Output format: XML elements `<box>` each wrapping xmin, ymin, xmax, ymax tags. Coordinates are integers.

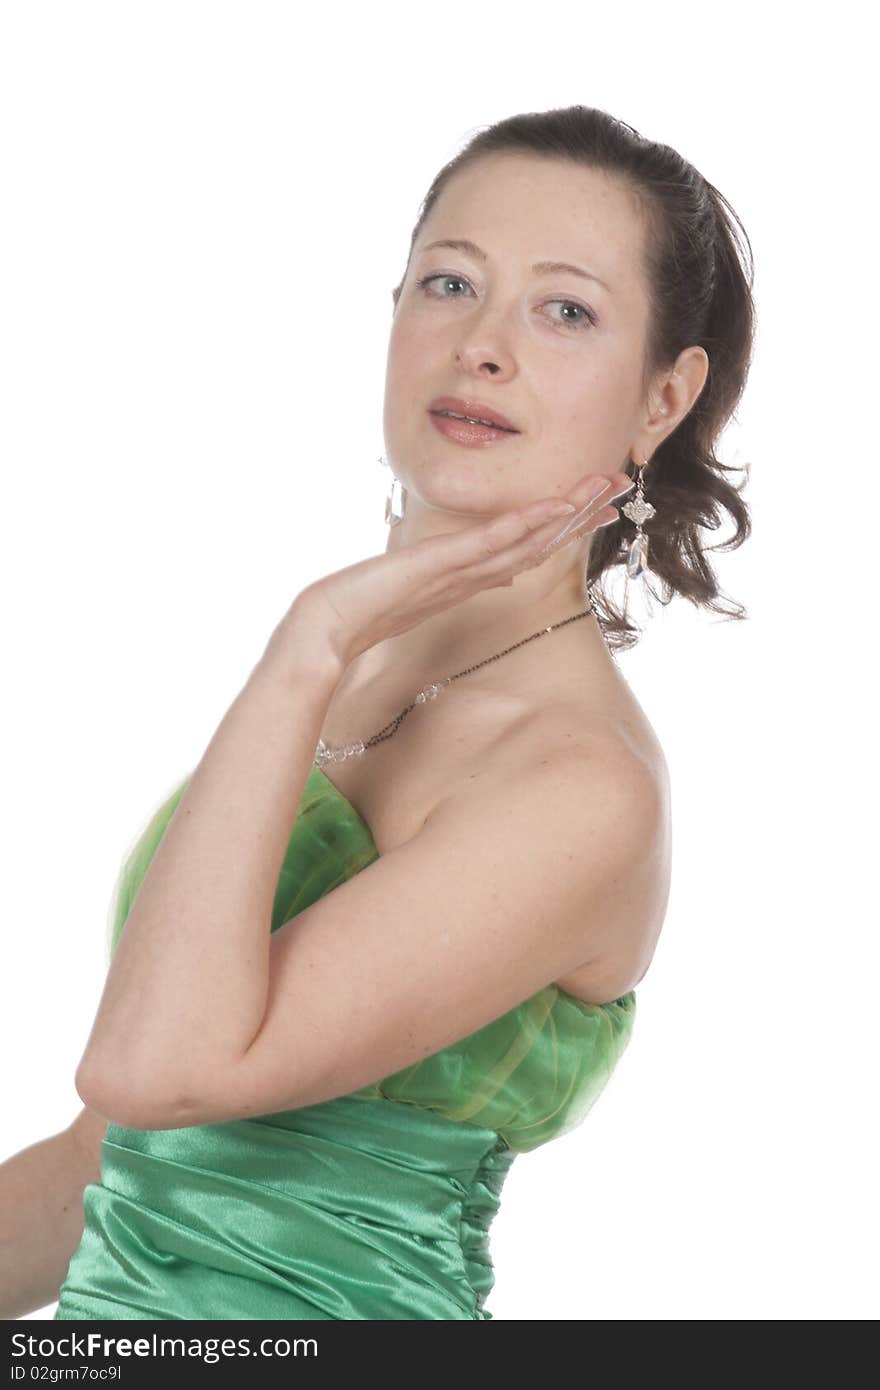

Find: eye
<box><xmin>415</xmin><ymin>273</ymin><xmax>597</xmax><ymax>331</ymax></box>
<box><xmin>545</xmin><ymin>299</ymin><xmax>599</xmax><ymax>331</ymax></box>
<box><xmin>416</xmin><ymin>273</ymin><xmax>474</xmax><ymax>299</ymax></box>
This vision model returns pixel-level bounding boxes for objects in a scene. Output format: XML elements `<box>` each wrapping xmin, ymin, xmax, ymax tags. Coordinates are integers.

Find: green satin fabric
<box><xmin>55</xmin><ymin>765</ymin><xmax>635</xmax><ymax>1320</ymax></box>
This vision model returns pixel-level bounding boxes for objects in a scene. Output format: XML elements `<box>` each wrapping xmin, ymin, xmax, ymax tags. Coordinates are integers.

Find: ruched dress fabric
<box><xmin>55</xmin><ymin>766</ymin><xmax>636</xmax><ymax>1321</ymax></box>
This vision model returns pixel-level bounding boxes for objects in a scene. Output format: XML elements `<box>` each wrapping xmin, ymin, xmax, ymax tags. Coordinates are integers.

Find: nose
<box><xmin>449</xmin><ymin>294</ymin><xmax>520</xmax><ymax>379</ymax></box>
<box><xmin>455</xmin><ymin>337</ymin><xmax>514</xmax><ymax>380</ymax></box>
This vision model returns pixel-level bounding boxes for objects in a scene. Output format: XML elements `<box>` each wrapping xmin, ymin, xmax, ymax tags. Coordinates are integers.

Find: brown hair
<box><xmin>392</xmin><ymin>105</ymin><xmax>755</xmax><ymax>652</ymax></box>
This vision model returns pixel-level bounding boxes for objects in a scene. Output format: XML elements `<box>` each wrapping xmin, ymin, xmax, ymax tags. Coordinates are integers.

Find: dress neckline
<box><xmin>309</xmin><ymin>763</ymin><xmax>635</xmax><ymax>1018</ymax></box>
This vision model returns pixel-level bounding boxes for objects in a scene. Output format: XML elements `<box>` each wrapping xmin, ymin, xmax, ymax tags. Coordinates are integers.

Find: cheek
<box><xmin>540</xmin><ymin>374</ymin><xmax>633</xmax><ymax>469</ymax></box>
<box><xmin>560</xmin><ymin>355</ymin><xmax>636</xmax><ymax>428</ymax></box>
<box><xmin>383</xmin><ymin>345</ymin><xmax>425</xmax><ymax>440</ymax></box>
<box><xmin>385</xmin><ymin>319</ymin><xmax>446</xmax><ymax>412</ymax></box>
<box><xmin>403</xmin><ymin>331</ymin><xmax>438</xmax><ymax>372</ymax></box>
<box><xmin>384</xmin><ymin>324</ymin><xmax>414</xmax><ymax>388</ymax></box>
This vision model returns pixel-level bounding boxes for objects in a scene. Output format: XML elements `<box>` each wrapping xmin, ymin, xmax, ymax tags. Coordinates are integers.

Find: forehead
<box><xmin>417</xmin><ymin>153</ymin><xmax>646</xmax><ymax>297</ymax></box>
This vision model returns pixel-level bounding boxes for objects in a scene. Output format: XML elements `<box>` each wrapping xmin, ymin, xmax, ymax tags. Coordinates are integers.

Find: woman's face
<box><xmin>383</xmin><ymin>152</ymin><xmax>659</xmax><ymax>528</ymax></box>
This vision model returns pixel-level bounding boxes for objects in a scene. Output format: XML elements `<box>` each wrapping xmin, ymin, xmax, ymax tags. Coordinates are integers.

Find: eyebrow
<box><xmin>418</xmin><ymin>238</ymin><xmax>612</xmax><ymax>294</ymax></box>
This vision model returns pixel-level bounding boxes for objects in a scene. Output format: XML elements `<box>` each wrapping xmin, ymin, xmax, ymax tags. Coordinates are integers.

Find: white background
<box><xmin>2</xmin><ymin>0</ymin><xmax>876</xmax><ymax>1321</ymax></box>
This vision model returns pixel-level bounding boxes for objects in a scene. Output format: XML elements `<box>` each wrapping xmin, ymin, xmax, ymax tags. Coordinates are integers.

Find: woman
<box><xmin>52</xmin><ymin>104</ymin><xmax>753</xmax><ymax>1320</ymax></box>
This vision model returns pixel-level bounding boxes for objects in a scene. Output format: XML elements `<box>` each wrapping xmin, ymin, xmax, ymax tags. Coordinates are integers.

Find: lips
<box><xmin>428</xmin><ymin>396</ymin><xmax>520</xmax><ymax>433</ymax></box>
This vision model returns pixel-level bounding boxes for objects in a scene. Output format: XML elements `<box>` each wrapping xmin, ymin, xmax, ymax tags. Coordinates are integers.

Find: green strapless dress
<box><xmin>55</xmin><ymin>765</ymin><xmax>636</xmax><ymax>1321</ymax></box>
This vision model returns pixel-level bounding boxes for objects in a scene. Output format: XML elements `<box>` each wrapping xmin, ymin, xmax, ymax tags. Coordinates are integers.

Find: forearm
<box><xmin>77</xmin><ymin>615</ymin><xmax>344</xmax><ymax>1107</ymax></box>
<box><xmin>0</xmin><ymin>1126</ymin><xmax>96</xmax><ymax>1320</ymax></box>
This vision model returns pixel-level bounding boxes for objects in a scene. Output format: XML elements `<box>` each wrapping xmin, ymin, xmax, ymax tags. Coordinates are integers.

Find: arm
<box><xmin>81</xmin><ymin>729</ymin><xmax>661</xmax><ymax>1131</ymax></box>
<box><xmin>75</xmin><ymin>609</ymin><xmax>344</xmax><ymax>1112</ymax></box>
<box><xmin>0</xmin><ymin>1108</ymin><xmax>107</xmax><ymax>1319</ymax></box>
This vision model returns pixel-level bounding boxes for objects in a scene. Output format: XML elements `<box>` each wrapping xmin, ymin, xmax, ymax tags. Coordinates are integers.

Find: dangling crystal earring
<box><xmin>379</xmin><ymin>454</ymin><xmax>406</xmax><ymax>526</ymax></box>
<box><xmin>621</xmin><ymin>456</ymin><xmax>656</xmax><ymax>579</ymax></box>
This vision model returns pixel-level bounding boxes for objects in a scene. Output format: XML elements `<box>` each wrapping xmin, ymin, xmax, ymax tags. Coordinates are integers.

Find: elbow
<box><xmin>74</xmin><ymin>1055</ymin><xmax>135</xmax><ymax>1128</ymax></box>
<box><xmin>74</xmin><ymin>1052</ymin><xmax>110</xmax><ymax>1111</ymax></box>
<box><xmin>74</xmin><ymin>1054</ymin><xmax>185</xmax><ymax>1132</ymax></box>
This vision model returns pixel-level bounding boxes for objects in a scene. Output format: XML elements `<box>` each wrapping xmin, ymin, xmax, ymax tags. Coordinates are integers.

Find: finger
<box><xmin>477</xmin><ymin>497</ymin><xmax>581</xmax><ymax>559</ymax></box>
<box><xmin>475</xmin><ymin>485</ymin><xmax>613</xmax><ymax>565</ymax></box>
<box><xmin>413</xmin><ymin>499</ymin><xmax>568</xmax><ymax>581</ymax></box>
<box><xmin>518</xmin><ymin>475</ymin><xmax>632</xmax><ymax>548</ymax></box>
<box><xmin>477</xmin><ymin>491</ymin><xmax>615</xmax><ymax>582</ymax></box>
<box><xmin>421</xmin><ymin>479</ymin><xmax>625</xmax><ymax>593</ymax></box>
<box><xmin>524</xmin><ymin>474</ymin><xmax>633</xmax><ymax>563</ymax></box>
<box><xmin>532</xmin><ymin>502</ymin><xmax>620</xmax><ymax>563</ymax></box>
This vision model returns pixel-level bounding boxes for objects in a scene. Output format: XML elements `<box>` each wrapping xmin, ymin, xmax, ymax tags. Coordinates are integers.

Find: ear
<box><xmin>643</xmin><ymin>345</ymin><xmax>710</xmax><ymax>449</ymax></box>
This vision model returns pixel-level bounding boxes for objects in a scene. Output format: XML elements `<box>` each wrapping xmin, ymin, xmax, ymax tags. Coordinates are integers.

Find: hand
<box><xmin>265</xmin><ymin>471</ymin><xmax>635</xmax><ymax>675</ymax></box>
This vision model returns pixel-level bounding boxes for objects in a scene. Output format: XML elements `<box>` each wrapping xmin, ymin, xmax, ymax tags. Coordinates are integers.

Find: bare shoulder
<box><xmin>508</xmin><ymin>697</ymin><xmax>672</xmax><ymax>1002</ymax></box>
